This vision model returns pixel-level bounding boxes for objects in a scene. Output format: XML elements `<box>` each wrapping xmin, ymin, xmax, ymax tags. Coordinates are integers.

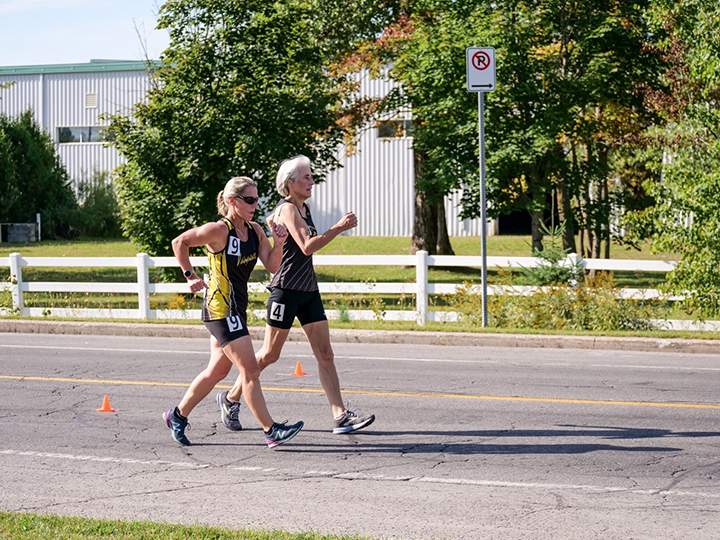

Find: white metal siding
<box><xmin>1</xmin><ymin>69</ymin><xmax>151</xmax><ymax>182</ymax></box>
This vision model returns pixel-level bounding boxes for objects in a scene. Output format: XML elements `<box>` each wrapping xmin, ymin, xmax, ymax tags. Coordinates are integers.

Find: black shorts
<box><xmin>203</xmin><ymin>314</ymin><xmax>250</xmax><ymax>347</ymax></box>
<box><xmin>266</xmin><ymin>288</ymin><xmax>327</xmax><ymax>330</ymax></box>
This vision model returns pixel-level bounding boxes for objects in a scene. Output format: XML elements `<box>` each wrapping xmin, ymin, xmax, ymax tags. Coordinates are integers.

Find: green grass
<box><xmin>0</xmin><ymin>511</ymin><xmax>373</xmax><ymax>540</ymax></box>
<box><xmin>0</xmin><ymin>235</ymin><xmax>678</xmax><ymax>259</ymax></box>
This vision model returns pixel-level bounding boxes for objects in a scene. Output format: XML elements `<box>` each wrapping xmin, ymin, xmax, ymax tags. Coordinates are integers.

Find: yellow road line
<box><xmin>2</xmin><ymin>374</ymin><xmax>720</xmax><ymax>410</ymax></box>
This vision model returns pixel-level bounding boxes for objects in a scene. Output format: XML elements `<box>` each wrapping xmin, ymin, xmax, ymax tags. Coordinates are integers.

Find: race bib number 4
<box><xmin>269</xmin><ymin>302</ymin><xmax>285</xmax><ymax>322</ymax></box>
<box><xmin>226</xmin><ymin>315</ymin><xmax>243</xmax><ymax>332</ymax></box>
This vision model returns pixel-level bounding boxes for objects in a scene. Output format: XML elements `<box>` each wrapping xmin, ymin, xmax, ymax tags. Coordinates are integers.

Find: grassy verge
<box><xmin>0</xmin><ymin>511</ymin><xmax>372</xmax><ymax>540</ymax></box>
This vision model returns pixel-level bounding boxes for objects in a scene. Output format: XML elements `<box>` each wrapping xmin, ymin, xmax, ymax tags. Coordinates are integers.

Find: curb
<box><xmin>1</xmin><ymin>319</ymin><xmax>720</xmax><ymax>354</ymax></box>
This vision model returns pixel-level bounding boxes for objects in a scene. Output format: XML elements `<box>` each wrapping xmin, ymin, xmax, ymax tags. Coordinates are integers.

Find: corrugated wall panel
<box><xmin>0</xmin><ymin>74</ymin><xmax>42</xmax><ymax>120</ymax></box>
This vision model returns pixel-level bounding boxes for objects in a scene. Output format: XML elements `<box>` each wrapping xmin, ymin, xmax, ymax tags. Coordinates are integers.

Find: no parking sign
<box><xmin>466</xmin><ymin>47</ymin><xmax>496</xmax><ymax>92</ymax></box>
<box><xmin>465</xmin><ymin>46</ymin><xmax>496</xmax><ymax>327</ymax></box>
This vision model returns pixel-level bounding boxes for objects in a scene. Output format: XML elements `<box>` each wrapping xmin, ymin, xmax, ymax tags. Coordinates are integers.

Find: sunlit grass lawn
<box><xmin>0</xmin><ymin>511</ymin><xmax>373</xmax><ymax>540</ymax></box>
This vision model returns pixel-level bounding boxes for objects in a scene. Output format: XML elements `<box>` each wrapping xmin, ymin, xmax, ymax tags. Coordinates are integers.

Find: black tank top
<box><xmin>268</xmin><ymin>200</ymin><xmax>318</xmax><ymax>292</ymax></box>
<box><xmin>202</xmin><ymin>218</ymin><xmax>259</xmax><ymax>321</ymax></box>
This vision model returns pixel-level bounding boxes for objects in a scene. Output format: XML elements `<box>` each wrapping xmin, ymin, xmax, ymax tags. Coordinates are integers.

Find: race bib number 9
<box><xmin>227</xmin><ymin>236</ymin><xmax>241</xmax><ymax>256</ymax></box>
<box><xmin>226</xmin><ymin>315</ymin><xmax>243</xmax><ymax>332</ymax></box>
<box><xmin>269</xmin><ymin>302</ymin><xmax>285</xmax><ymax>322</ymax></box>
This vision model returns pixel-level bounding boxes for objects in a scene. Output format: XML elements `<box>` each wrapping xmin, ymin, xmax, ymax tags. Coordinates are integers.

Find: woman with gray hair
<box><xmin>218</xmin><ymin>156</ymin><xmax>375</xmax><ymax>435</ymax></box>
<box><xmin>165</xmin><ymin>175</ymin><xmax>304</xmax><ymax>448</ymax></box>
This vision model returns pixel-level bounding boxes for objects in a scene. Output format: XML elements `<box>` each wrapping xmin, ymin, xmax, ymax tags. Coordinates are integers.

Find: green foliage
<box><xmin>0</xmin><ymin>111</ymin><xmax>77</xmax><ymax>238</ymax></box>
<box><xmin>450</xmin><ymin>273</ymin><xmax>661</xmax><ymax>331</ymax></box>
<box><xmin>70</xmin><ymin>171</ymin><xmax>123</xmax><ymax>238</ymax></box>
<box><xmin>625</xmin><ymin>0</ymin><xmax>720</xmax><ymax>317</ymax></box>
<box><xmin>108</xmin><ymin>0</ymin><xmax>374</xmax><ymax>255</ymax></box>
<box><xmin>345</xmin><ymin>0</ymin><xmax>665</xmax><ymax>254</ymax></box>
<box><xmin>520</xmin><ymin>222</ymin><xmax>584</xmax><ymax>286</ymax></box>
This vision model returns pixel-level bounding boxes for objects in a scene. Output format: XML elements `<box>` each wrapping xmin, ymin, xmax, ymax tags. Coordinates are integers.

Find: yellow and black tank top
<box><xmin>268</xmin><ymin>200</ymin><xmax>318</xmax><ymax>292</ymax></box>
<box><xmin>201</xmin><ymin>218</ymin><xmax>258</xmax><ymax>321</ymax></box>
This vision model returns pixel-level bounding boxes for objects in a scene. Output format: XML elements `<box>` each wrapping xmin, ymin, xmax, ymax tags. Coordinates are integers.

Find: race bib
<box><xmin>227</xmin><ymin>236</ymin><xmax>241</xmax><ymax>256</ymax></box>
<box><xmin>269</xmin><ymin>302</ymin><xmax>286</xmax><ymax>322</ymax></box>
<box><xmin>226</xmin><ymin>315</ymin><xmax>243</xmax><ymax>332</ymax></box>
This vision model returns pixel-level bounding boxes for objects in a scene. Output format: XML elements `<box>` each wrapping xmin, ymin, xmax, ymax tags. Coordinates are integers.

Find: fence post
<box><xmin>137</xmin><ymin>253</ymin><xmax>150</xmax><ymax>320</ymax></box>
<box><xmin>564</xmin><ymin>253</ymin><xmax>585</xmax><ymax>286</ymax></box>
<box><xmin>416</xmin><ymin>250</ymin><xmax>428</xmax><ymax>325</ymax></box>
<box><xmin>9</xmin><ymin>252</ymin><xmax>24</xmax><ymax>315</ymax></box>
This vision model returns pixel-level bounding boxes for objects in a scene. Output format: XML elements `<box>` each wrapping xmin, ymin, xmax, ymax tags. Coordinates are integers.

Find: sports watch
<box><xmin>183</xmin><ymin>269</ymin><xmax>194</xmax><ymax>279</ymax></box>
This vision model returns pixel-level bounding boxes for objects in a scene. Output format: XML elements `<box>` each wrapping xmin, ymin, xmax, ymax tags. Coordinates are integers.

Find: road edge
<box><xmin>1</xmin><ymin>319</ymin><xmax>719</xmax><ymax>354</ymax></box>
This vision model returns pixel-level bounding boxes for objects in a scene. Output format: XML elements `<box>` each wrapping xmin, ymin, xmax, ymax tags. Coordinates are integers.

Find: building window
<box><xmin>377</xmin><ymin>119</ymin><xmax>413</xmax><ymax>139</ymax></box>
<box><xmin>58</xmin><ymin>126</ymin><xmax>112</xmax><ymax>144</ymax></box>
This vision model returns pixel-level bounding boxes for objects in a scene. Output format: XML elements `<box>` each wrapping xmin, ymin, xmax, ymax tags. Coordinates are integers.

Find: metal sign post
<box><xmin>466</xmin><ymin>47</ymin><xmax>496</xmax><ymax>327</ymax></box>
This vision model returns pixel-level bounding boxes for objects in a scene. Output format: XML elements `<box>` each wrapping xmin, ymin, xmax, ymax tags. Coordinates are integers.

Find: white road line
<box><xmin>4</xmin><ymin>447</ymin><xmax>718</xmax><ymax>499</ymax></box>
<box><xmin>0</xmin><ymin>449</ymin><xmax>209</xmax><ymax>469</ymax></box>
<box><xmin>2</xmin><ymin>344</ymin><xmax>719</xmax><ymax>370</ymax></box>
<box><xmin>0</xmin><ymin>344</ymin><xmax>208</xmax><ymax>355</ymax></box>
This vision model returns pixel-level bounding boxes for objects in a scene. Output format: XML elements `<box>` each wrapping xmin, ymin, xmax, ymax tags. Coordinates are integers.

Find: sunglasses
<box><xmin>235</xmin><ymin>195</ymin><xmax>259</xmax><ymax>205</ymax></box>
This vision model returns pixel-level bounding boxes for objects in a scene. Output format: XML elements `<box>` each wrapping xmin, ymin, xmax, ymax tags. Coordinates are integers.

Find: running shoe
<box><xmin>265</xmin><ymin>421</ymin><xmax>304</xmax><ymax>448</ymax></box>
<box><xmin>164</xmin><ymin>408</ymin><xmax>191</xmax><ymax>446</ymax></box>
<box><xmin>216</xmin><ymin>391</ymin><xmax>243</xmax><ymax>431</ymax></box>
<box><xmin>333</xmin><ymin>409</ymin><xmax>375</xmax><ymax>434</ymax></box>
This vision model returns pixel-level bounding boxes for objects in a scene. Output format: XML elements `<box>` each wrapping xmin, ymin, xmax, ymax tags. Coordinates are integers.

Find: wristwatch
<box><xmin>183</xmin><ymin>269</ymin><xmax>194</xmax><ymax>279</ymax></box>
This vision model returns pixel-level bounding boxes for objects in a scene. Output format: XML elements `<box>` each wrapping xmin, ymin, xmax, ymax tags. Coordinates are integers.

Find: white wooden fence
<box><xmin>0</xmin><ymin>251</ymin><xmax>686</xmax><ymax>326</ymax></box>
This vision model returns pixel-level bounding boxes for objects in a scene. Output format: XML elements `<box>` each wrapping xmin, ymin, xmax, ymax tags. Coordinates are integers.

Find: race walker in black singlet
<box><xmin>266</xmin><ymin>200</ymin><xmax>326</xmax><ymax>329</ymax></box>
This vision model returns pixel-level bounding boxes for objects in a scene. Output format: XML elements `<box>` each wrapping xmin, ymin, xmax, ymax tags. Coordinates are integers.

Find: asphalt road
<box><xmin>1</xmin><ymin>331</ymin><xmax>719</xmax><ymax>539</ymax></box>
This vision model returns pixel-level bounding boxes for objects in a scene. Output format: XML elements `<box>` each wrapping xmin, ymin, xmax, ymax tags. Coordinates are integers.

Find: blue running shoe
<box><xmin>265</xmin><ymin>421</ymin><xmax>304</xmax><ymax>448</ymax></box>
<box><xmin>217</xmin><ymin>391</ymin><xmax>242</xmax><ymax>431</ymax></box>
<box><xmin>164</xmin><ymin>408</ymin><xmax>191</xmax><ymax>446</ymax></box>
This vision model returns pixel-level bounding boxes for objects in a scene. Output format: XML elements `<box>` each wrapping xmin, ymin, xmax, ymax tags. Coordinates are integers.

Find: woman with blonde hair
<box><xmin>165</xmin><ymin>175</ymin><xmax>304</xmax><ymax>448</ymax></box>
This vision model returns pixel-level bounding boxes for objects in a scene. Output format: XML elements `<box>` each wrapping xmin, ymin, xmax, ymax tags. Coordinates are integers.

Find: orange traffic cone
<box><xmin>97</xmin><ymin>394</ymin><xmax>115</xmax><ymax>412</ymax></box>
<box><xmin>291</xmin><ymin>361</ymin><xmax>307</xmax><ymax>376</ymax></box>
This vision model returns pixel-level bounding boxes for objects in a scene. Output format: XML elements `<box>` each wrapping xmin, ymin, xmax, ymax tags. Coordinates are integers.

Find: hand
<box><xmin>336</xmin><ymin>211</ymin><xmax>358</xmax><ymax>232</ymax></box>
<box><xmin>271</xmin><ymin>222</ymin><xmax>288</xmax><ymax>245</ymax></box>
<box><xmin>187</xmin><ymin>275</ymin><xmax>207</xmax><ymax>293</ymax></box>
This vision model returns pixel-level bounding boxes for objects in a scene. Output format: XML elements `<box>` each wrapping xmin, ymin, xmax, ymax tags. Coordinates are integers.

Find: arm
<box><xmin>254</xmin><ymin>221</ymin><xmax>287</xmax><ymax>274</ymax></box>
<box><xmin>171</xmin><ymin>221</ymin><xmax>227</xmax><ymax>293</ymax></box>
<box><xmin>279</xmin><ymin>204</ymin><xmax>357</xmax><ymax>256</ymax></box>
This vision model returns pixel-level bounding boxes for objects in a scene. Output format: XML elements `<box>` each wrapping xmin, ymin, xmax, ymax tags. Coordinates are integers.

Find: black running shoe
<box><xmin>265</xmin><ymin>421</ymin><xmax>304</xmax><ymax>448</ymax></box>
<box><xmin>164</xmin><ymin>408</ymin><xmax>191</xmax><ymax>446</ymax></box>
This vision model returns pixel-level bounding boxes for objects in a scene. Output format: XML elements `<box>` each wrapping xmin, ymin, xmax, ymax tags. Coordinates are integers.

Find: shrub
<box><xmin>71</xmin><ymin>171</ymin><xmax>123</xmax><ymax>238</ymax></box>
<box><xmin>449</xmin><ymin>273</ymin><xmax>662</xmax><ymax>331</ymax></box>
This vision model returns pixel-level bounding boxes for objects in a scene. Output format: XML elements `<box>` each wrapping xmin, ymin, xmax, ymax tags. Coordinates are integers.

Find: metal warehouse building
<box><xmin>0</xmin><ymin>60</ymin><xmax>492</xmax><ymax>237</ymax></box>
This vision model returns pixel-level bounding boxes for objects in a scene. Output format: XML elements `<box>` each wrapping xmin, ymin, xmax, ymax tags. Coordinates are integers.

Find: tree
<box><xmin>626</xmin><ymin>0</ymin><xmax>720</xmax><ymax>316</ymax></box>
<box><xmin>0</xmin><ymin>111</ymin><xmax>77</xmax><ymax>238</ymax></box>
<box><xmin>108</xmin><ymin>0</ymin><xmax>391</xmax><ymax>255</ymax></box>
<box><xmin>342</xmin><ymin>0</ymin><xmax>663</xmax><ymax>255</ymax></box>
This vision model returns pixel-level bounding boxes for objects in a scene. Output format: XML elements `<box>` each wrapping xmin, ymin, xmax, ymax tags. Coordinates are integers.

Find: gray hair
<box><xmin>217</xmin><ymin>176</ymin><xmax>257</xmax><ymax>216</ymax></box>
<box><xmin>275</xmin><ymin>155</ymin><xmax>311</xmax><ymax>197</ymax></box>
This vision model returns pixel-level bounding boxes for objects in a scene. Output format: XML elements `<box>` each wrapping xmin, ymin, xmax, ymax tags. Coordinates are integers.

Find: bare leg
<box><xmin>302</xmin><ymin>320</ymin><xmax>345</xmax><ymax>418</ymax></box>
<box><xmin>177</xmin><ymin>336</ymin><xmax>232</xmax><ymax>418</ymax></box>
<box><xmin>227</xmin><ymin>324</ymin><xmax>290</xmax><ymax>402</ymax></box>
<box><xmin>222</xmin><ymin>335</ymin><xmax>274</xmax><ymax>430</ymax></box>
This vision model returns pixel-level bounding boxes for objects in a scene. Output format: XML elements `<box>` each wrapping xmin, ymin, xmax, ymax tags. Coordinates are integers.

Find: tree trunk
<box><xmin>411</xmin><ymin>151</ymin><xmax>438</xmax><ymax>254</ymax></box>
<box><xmin>435</xmin><ymin>197</ymin><xmax>454</xmax><ymax>255</ymax></box>
<box><xmin>530</xmin><ymin>209</ymin><xmax>543</xmax><ymax>252</ymax></box>
<box><xmin>556</xmin><ymin>183</ymin><xmax>576</xmax><ymax>253</ymax></box>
